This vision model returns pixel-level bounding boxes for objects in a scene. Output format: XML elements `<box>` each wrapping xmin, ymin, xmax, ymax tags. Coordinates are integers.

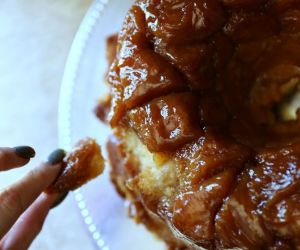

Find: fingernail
<box><xmin>50</xmin><ymin>192</ymin><xmax>68</xmax><ymax>209</ymax></box>
<box><xmin>14</xmin><ymin>146</ymin><xmax>36</xmax><ymax>159</ymax></box>
<box><xmin>47</xmin><ymin>149</ymin><xmax>66</xmax><ymax>165</ymax></box>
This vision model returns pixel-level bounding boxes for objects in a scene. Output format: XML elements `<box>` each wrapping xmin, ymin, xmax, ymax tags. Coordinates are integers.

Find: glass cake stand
<box><xmin>58</xmin><ymin>0</ymin><xmax>166</xmax><ymax>249</ymax></box>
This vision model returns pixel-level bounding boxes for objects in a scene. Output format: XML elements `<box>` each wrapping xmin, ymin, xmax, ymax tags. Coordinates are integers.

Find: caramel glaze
<box><xmin>47</xmin><ymin>138</ymin><xmax>104</xmax><ymax>193</ymax></box>
<box><xmin>97</xmin><ymin>0</ymin><xmax>300</xmax><ymax>249</ymax></box>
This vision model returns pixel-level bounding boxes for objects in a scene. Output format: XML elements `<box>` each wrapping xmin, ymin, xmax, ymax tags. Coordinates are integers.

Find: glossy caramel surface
<box><xmin>47</xmin><ymin>138</ymin><xmax>104</xmax><ymax>193</ymax></box>
<box><xmin>101</xmin><ymin>0</ymin><xmax>300</xmax><ymax>249</ymax></box>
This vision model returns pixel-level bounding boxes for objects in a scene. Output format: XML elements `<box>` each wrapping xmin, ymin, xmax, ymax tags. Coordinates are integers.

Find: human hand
<box><xmin>0</xmin><ymin>147</ymin><xmax>68</xmax><ymax>250</ymax></box>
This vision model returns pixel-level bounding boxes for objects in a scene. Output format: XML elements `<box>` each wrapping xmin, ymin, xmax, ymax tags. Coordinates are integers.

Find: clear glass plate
<box><xmin>58</xmin><ymin>1</ymin><xmax>166</xmax><ymax>249</ymax></box>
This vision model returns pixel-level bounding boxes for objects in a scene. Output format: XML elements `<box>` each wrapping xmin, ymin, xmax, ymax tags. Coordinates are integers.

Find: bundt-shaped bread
<box><xmin>97</xmin><ymin>1</ymin><xmax>300</xmax><ymax>249</ymax></box>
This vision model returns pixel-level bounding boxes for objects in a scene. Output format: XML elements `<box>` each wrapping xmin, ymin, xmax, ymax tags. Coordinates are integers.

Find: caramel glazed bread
<box><xmin>96</xmin><ymin>0</ymin><xmax>300</xmax><ymax>249</ymax></box>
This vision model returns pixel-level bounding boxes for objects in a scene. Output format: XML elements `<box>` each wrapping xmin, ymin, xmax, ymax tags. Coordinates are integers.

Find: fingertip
<box><xmin>0</xmin><ymin>147</ymin><xmax>31</xmax><ymax>171</ymax></box>
<box><xmin>14</xmin><ymin>146</ymin><xmax>36</xmax><ymax>160</ymax></box>
<box><xmin>34</xmin><ymin>191</ymin><xmax>68</xmax><ymax>210</ymax></box>
<box><xmin>47</xmin><ymin>149</ymin><xmax>66</xmax><ymax>165</ymax></box>
<box><xmin>35</xmin><ymin>192</ymin><xmax>58</xmax><ymax>208</ymax></box>
<box><xmin>50</xmin><ymin>192</ymin><xmax>69</xmax><ymax>209</ymax></box>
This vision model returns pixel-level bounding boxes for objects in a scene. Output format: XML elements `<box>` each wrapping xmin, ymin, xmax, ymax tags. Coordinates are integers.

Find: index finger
<box><xmin>0</xmin><ymin>147</ymin><xmax>35</xmax><ymax>171</ymax></box>
<box><xmin>0</xmin><ymin>162</ymin><xmax>62</xmax><ymax>238</ymax></box>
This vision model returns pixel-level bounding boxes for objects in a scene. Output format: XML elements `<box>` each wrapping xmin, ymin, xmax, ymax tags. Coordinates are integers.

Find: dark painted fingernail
<box><xmin>51</xmin><ymin>192</ymin><xmax>68</xmax><ymax>209</ymax></box>
<box><xmin>47</xmin><ymin>149</ymin><xmax>66</xmax><ymax>165</ymax></box>
<box><xmin>14</xmin><ymin>146</ymin><xmax>36</xmax><ymax>159</ymax></box>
